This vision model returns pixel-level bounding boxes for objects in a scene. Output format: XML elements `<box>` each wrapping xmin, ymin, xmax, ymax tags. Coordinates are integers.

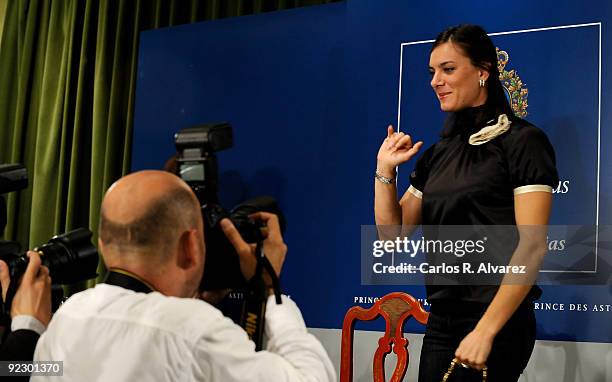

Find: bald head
<box><xmin>99</xmin><ymin>171</ymin><xmax>201</xmax><ymax>260</ymax></box>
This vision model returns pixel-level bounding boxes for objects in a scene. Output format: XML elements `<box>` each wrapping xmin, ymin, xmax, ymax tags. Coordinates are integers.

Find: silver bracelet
<box><xmin>375</xmin><ymin>169</ymin><xmax>395</xmax><ymax>184</ymax></box>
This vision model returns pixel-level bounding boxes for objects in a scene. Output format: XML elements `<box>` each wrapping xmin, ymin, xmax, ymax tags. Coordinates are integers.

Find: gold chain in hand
<box><xmin>442</xmin><ymin>357</ymin><xmax>487</xmax><ymax>382</ymax></box>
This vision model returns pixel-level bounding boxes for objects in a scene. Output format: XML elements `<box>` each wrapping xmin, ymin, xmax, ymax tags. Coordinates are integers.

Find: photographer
<box><xmin>32</xmin><ymin>170</ymin><xmax>335</xmax><ymax>381</ymax></box>
<box><xmin>0</xmin><ymin>251</ymin><xmax>52</xmax><ymax>361</ymax></box>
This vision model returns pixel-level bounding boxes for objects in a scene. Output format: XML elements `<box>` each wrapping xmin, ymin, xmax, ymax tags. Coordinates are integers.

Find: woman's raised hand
<box><xmin>376</xmin><ymin>125</ymin><xmax>423</xmax><ymax>176</ymax></box>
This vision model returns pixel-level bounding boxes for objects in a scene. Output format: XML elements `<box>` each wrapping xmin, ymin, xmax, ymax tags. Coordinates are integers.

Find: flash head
<box><xmin>174</xmin><ymin>123</ymin><xmax>233</xmax><ymax>155</ymax></box>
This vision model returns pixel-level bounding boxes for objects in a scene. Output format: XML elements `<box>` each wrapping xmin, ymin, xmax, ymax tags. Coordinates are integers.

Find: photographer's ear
<box><xmin>97</xmin><ymin>238</ymin><xmax>112</xmax><ymax>268</ymax></box>
<box><xmin>176</xmin><ymin>229</ymin><xmax>200</xmax><ymax>270</ymax></box>
<box><xmin>98</xmin><ymin>238</ymin><xmax>105</xmax><ymax>255</ymax></box>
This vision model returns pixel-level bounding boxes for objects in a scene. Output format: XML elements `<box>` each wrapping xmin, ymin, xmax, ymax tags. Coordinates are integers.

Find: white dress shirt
<box><xmin>32</xmin><ymin>284</ymin><xmax>335</xmax><ymax>381</ymax></box>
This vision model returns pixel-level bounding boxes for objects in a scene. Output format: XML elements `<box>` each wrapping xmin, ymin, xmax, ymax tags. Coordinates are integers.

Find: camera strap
<box><xmin>103</xmin><ymin>269</ymin><xmax>154</xmax><ymax>294</ymax></box>
<box><xmin>240</xmin><ymin>241</ymin><xmax>282</xmax><ymax>351</ymax></box>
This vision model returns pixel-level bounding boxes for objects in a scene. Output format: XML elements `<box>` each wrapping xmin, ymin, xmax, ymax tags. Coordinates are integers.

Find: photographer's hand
<box><xmin>0</xmin><ymin>251</ymin><xmax>52</xmax><ymax>326</ymax></box>
<box><xmin>0</xmin><ymin>260</ymin><xmax>8</xmax><ymax>303</ymax></box>
<box><xmin>250</xmin><ymin>212</ymin><xmax>287</xmax><ymax>278</ymax></box>
<box><xmin>220</xmin><ymin>212</ymin><xmax>287</xmax><ymax>287</ymax></box>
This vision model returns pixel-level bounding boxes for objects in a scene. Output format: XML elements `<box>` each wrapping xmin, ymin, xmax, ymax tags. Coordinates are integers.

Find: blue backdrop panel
<box><xmin>133</xmin><ymin>0</ymin><xmax>612</xmax><ymax>342</ymax></box>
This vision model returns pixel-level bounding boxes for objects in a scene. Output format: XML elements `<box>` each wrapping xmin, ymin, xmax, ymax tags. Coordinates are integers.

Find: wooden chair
<box><xmin>340</xmin><ymin>292</ymin><xmax>429</xmax><ymax>382</ymax></box>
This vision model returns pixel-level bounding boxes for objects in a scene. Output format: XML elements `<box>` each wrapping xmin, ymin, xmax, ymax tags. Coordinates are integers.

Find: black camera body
<box><xmin>174</xmin><ymin>124</ymin><xmax>284</xmax><ymax>290</ymax></box>
<box><xmin>0</xmin><ymin>164</ymin><xmax>99</xmax><ymax>314</ymax></box>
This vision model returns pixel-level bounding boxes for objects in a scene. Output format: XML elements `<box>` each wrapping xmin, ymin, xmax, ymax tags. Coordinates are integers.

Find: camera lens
<box><xmin>37</xmin><ymin>228</ymin><xmax>99</xmax><ymax>285</ymax></box>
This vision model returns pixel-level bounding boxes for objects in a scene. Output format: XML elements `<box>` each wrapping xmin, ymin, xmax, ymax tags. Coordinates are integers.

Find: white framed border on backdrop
<box><xmin>395</xmin><ymin>23</ymin><xmax>602</xmax><ymax>273</ymax></box>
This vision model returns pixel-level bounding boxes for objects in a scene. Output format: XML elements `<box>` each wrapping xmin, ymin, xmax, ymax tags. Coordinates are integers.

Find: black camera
<box><xmin>0</xmin><ymin>228</ymin><xmax>99</xmax><ymax>286</ymax></box>
<box><xmin>0</xmin><ymin>164</ymin><xmax>99</xmax><ymax>313</ymax></box>
<box><xmin>174</xmin><ymin>124</ymin><xmax>285</xmax><ymax>290</ymax></box>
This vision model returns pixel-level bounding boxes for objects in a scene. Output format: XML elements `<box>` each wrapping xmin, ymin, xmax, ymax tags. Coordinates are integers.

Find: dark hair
<box><xmin>432</xmin><ymin>24</ymin><xmax>513</xmax><ymax>116</ymax></box>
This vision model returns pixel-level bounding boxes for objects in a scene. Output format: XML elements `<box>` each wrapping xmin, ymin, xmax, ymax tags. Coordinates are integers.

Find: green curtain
<box><xmin>0</xmin><ymin>1</ymin><xmax>7</xmax><ymax>45</ymax></box>
<box><xmin>0</xmin><ymin>0</ymin><xmax>339</xmax><ymax>288</ymax></box>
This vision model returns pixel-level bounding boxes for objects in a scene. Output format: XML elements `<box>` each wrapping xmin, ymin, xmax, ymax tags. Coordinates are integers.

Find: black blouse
<box><xmin>409</xmin><ymin>105</ymin><xmax>559</xmax><ymax>303</ymax></box>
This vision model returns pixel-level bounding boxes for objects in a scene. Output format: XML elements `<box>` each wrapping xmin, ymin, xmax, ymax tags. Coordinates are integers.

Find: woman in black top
<box><xmin>374</xmin><ymin>25</ymin><xmax>558</xmax><ymax>381</ymax></box>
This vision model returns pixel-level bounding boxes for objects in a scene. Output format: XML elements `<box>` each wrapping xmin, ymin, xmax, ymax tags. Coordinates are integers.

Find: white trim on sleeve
<box><xmin>513</xmin><ymin>184</ymin><xmax>553</xmax><ymax>195</ymax></box>
<box><xmin>407</xmin><ymin>185</ymin><xmax>423</xmax><ymax>199</ymax></box>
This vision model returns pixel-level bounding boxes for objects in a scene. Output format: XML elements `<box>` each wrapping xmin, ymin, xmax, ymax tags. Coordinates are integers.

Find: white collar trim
<box><xmin>468</xmin><ymin>114</ymin><xmax>511</xmax><ymax>145</ymax></box>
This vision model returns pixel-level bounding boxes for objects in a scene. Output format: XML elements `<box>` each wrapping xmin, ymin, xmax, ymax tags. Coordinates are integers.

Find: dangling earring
<box><xmin>479</xmin><ymin>79</ymin><xmax>485</xmax><ymax>88</ymax></box>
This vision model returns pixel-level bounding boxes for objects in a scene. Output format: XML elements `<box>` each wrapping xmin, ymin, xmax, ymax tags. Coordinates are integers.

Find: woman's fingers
<box><xmin>392</xmin><ymin>134</ymin><xmax>419</xmax><ymax>153</ymax></box>
<box><xmin>379</xmin><ymin>126</ymin><xmax>423</xmax><ymax>167</ymax></box>
<box><xmin>394</xmin><ymin>134</ymin><xmax>413</xmax><ymax>149</ymax></box>
<box><xmin>407</xmin><ymin>141</ymin><xmax>424</xmax><ymax>155</ymax></box>
<box><xmin>386</xmin><ymin>130</ymin><xmax>419</xmax><ymax>150</ymax></box>
<box><xmin>391</xmin><ymin>140</ymin><xmax>423</xmax><ymax>163</ymax></box>
<box><xmin>387</xmin><ymin>132</ymin><xmax>405</xmax><ymax>149</ymax></box>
